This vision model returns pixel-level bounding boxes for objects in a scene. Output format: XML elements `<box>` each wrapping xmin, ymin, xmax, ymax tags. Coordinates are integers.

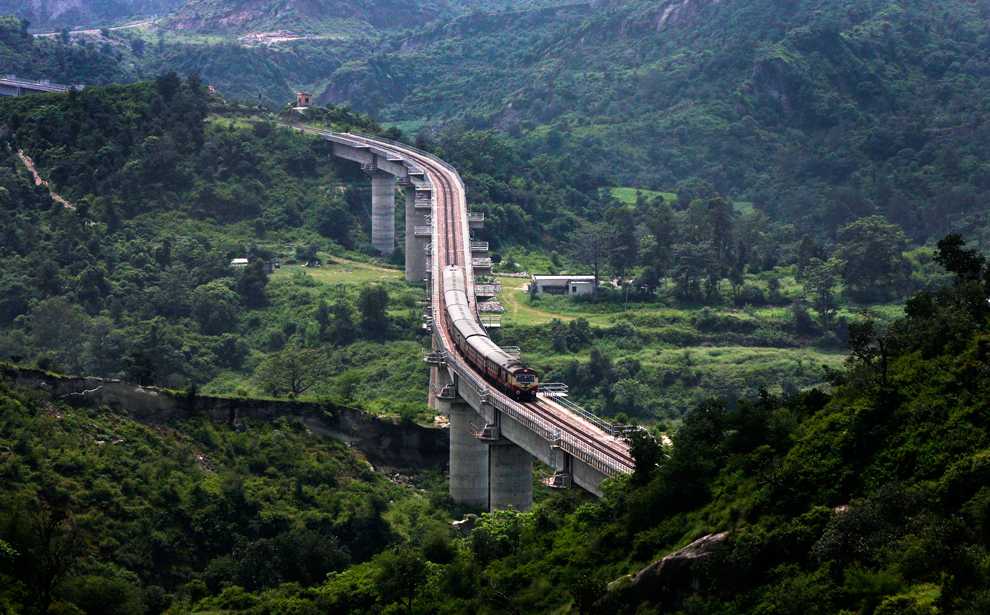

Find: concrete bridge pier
<box><xmin>370</xmin><ymin>171</ymin><xmax>396</xmax><ymax>256</ymax></box>
<box><xmin>446</xmin><ymin>400</ymin><xmax>490</xmax><ymax>509</ymax></box>
<box><xmin>489</xmin><ymin>440</ymin><xmax>533</xmax><ymax>511</ymax></box>
<box><xmin>404</xmin><ymin>189</ymin><xmax>428</xmax><ymax>283</ymax></box>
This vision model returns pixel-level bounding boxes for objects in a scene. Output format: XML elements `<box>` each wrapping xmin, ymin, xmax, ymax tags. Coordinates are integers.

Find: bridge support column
<box><xmin>404</xmin><ymin>188</ymin><xmax>427</xmax><ymax>283</ymax></box>
<box><xmin>489</xmin><ymin>440</ymin><xmax>533</xmax><ymax>511</ymax></box>
<box><xmin>370</xmin><ymin>172</ymin><xmax>396</xmax><ymax>256</ymax></box>
<box><xmin>446</xmin><ymin>400</ymin><xmax>490</xmax><ymax>509</ymax></box>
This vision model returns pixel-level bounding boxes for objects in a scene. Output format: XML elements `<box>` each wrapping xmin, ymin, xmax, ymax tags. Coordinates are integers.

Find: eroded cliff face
<box><xmin>1</xmin><ymin>364</ymin><xmax>449</xmax><ymax>472</ymax></box>
<box><xmin>164</xmin><ymin>0</ymin><xmax>444</xmax><ymax>34</ymax></box>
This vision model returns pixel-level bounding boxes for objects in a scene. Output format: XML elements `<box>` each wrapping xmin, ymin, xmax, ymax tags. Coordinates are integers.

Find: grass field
<box><xmin>272</xmin><ymin>258</ymin><xmax>404</xmax><ymax>285</ymax></box>
<box><xmin>610</xmin><ymin>186</ymin><xmax>678</xmax><ymax>205</ymax></box>
<box><xmin>611</xmin><ymin>186</ymin><xmax>755</xmax><ymax>215</ymax></box>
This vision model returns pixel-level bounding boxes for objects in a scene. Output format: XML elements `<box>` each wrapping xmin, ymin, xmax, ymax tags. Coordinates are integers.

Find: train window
<box><xmin>516</xmin><ymin>373</ymin><xmax>536</xmax><ymax>384</ymax></box>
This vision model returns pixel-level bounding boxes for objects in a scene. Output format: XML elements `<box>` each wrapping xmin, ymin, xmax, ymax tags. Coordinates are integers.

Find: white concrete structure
<box><xmin>531</xmin><ymin>275</ymin><xmax>597</xmax><ymax>296</ymax></box>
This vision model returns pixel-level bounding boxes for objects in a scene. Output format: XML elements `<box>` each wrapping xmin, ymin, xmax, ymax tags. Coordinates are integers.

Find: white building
<box><xmin>530</xmin><ymin>275</ymin><xmax>597</xmax><ymax>297</ymax></box>
<box><xmin>230</xmin><ymin>258</ymin><xmax>250</xmax><ymax>269</ymax></box>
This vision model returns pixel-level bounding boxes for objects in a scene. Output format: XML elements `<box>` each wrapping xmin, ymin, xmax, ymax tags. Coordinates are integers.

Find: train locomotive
<box><xmin>442</xmin><ymin>266</ymin><xmax>539</xmax><ymax>401</ymax></box>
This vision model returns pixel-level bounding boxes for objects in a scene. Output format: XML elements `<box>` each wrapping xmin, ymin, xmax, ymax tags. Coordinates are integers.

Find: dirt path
<box><xmin>17</xmin><ymin>150</ymin><xmax>74</xmax><ymax>210</ymax></box>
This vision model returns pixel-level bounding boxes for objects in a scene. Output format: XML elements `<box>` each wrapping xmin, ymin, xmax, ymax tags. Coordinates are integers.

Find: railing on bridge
<box><xmin>472</xmin><ymin>257</ymin><xmax>492</xmax><ymax>269</ymax></box>
<box><xmin>470</xmin><ymin>241</ymin><xmax>489</xmax><ymax>252</ymax></box>
<box><xmin>538</xmin><ymin>382</ymin><xmax>568</xmax><ymax>397</ymax></box>
<box><xmin>474</xmin><ymin>284</ymin><xmax>499</xmax><ymax>298</ymax></box>
<box><xmin>436</xmin><ymin>347</ymin><xmax>631</xmax><ymax>478</ymax></box>
<box><xmin>414</xmin><ymin>225</ymin><xmax>432</xmax><ymax>237</ymax></box>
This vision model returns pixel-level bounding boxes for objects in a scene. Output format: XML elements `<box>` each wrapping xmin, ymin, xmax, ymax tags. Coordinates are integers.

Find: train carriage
<box><xmin>442</xmin><ymin>266</ymin><xmax>539</xmax><ymax>401</ymax></box>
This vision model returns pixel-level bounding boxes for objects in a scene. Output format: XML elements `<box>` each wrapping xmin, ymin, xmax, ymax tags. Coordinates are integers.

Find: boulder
<box><xmin>608</xmin><ymin>532</ymin><xmax>730</xmax><ymax>609</ymax></box>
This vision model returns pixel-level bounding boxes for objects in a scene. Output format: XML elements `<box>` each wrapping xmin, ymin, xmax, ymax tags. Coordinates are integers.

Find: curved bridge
<box><xmin>300</xmin><ymin>126</ymin><xmax>634</xmax><ymax>510</ymax></box>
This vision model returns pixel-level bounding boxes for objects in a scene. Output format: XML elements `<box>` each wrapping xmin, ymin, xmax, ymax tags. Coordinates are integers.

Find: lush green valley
<box><xmin>2</xmin><ymin>234</ymin><xmax>987</xmax><ymax>614</ymax></box>
<box><xmin>1</xmin><ymin>0</ymin><xmax>989</xmax><ymax>612</ymax></box>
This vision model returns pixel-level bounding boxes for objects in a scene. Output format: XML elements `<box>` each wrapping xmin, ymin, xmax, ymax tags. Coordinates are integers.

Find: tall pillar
<box><xmin>447</xmin><ymin>401</ymin><xmax>490</xmax><ymax>509</ymax></box>
<box><xmin>489</xmin><ymin>440</ymin><xmax>533</xmax><ymax>511</ymax></box>
<box><xmin>404</xmin><ymin>188</ymin><xmax>426</xmax><ymax>283</ymax></box>
<box><xmin>371</xmin><ymin>172</ymin><xmax>396</xmax><ymax>256</ymax></box>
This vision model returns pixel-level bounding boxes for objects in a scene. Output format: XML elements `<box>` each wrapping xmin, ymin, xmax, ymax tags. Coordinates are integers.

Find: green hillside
<box><xmin>0</xmin><ymin>377</ymin><xmax>432</xmax><ymax>613</ymax></box>
<box><xmin>321</xmin><ymin>0</ymin><xmax>990</xmax><ymax>245</ymax></box>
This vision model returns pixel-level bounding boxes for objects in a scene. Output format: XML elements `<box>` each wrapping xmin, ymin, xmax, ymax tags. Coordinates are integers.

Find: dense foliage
<box><xmin>326</xmin><ymin>0</ymin><xmax>990</xmax><ymax>247</ymax></box>
<box><xmin>0</xmin><ymin>383</ymin><xmax>417</xmax><ymax>614</ymax></box>
<box><xmin>187</xmin><ymin>237</ymin><xmax>990</xmax><ymax>613</ymax></box>
<box><xmin>0</xmin><ymin>80</ymin><xmax>429</xmax><ymax>416</ymax></box>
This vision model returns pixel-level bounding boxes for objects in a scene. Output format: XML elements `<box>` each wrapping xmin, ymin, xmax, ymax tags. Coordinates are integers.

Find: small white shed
<box><xmin>531</xmin><ymin>275</ymin><xmax>597</xmax><ymax>296</ymax></box>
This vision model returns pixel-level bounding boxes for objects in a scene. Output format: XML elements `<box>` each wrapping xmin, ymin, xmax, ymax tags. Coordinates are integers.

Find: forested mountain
<box><xmin>0</xmin><ymin>0</ymin><xmax>182</xmax><ymax>30</ymax></box>
<box><xmin>11</xmin><ymin>0</ymin><xmax>989</xmax><ymax>250</ymax></box>
<box><xmin>0</xmin><ymin>79</ymin><xmax>422</xmax><ymax>395</ymax></box>
<box><xmin>323</xmin><ymin>0</ymin><xmax>990</xmax><ymax>245</ymax></box>
<box><xmin>0</xmin><ymin>16</ymin><xmax>133</xmax><ymax>84</ymax></box>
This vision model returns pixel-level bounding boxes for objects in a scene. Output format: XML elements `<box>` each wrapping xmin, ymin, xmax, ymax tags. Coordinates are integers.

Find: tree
<box><xmin>191</xmin><ymin>281</ymin><xmax>240</xmax><ymax>335</ymax></box>
<box><xmin>236</xmin><ymin>260</ymin><xmax>269</xmax><ymax>308</ymax></box>
<box><xmin>376</xmin><ymin>546</ymin><xmax>427</xmax><ymax>614</ymax></box>
<box><xmin>629</xmin><ymin>429</ymin><xmax>663</xmax><ymax>486</ymax></box>
<box><xmin>254</xmin><ymin>347</ymin><xmax>329</xmax><ymax>397</ymax></box>
<box><xmin>639</xmin><ymin>199</ymin><xmax>675</xmax><ymax>289</ymax></box>
<box><xmin>802</xmin><ymin>257</ymin><xmax>841</xmax><ymax>328</ymax></box>
<box><xmin>847</xmin><ymin>318</ymin><xmax>892</xmax><ymax>388</ymax></box>
<box><xmin>317</xmin><ymin>300</ymin><xmax>356</xmax><ymax>346</ymax></box>
<box><xmin>935</xmin><ymin>234</ymin><xmax>985</xmax><ymax>282</ymax></box>
<box><xmin>357</xmin><ymin>285</ymin><xmax>389</xmax><ymax>339</ymax></box>
<box><xmin>571</xmin><ymin>222</ymin><xmax>607</xmax><ymax>294</ymax></box>
<box><xmin>833</xmin><ymin>216</ymin><xmax>909</xmax><ymax>302</ymax></box>
<box><xmin>704</xmin><ymin>197</ymin><xmax>735</xmax><ymax>274</ymax></box>
<box><xmin>607</xmin><ymin>207</ymin><xmax>638</xmax><ymax>281</ymax></box>
<box><xmin>6</xmin><ymin>498</ymin><xmax>85</xmax><ymax>613</ymax></box>
<box><xmin>671</xmin><ymin>242</ymin><xmax>708</xmax><ymax>301</ymax></box>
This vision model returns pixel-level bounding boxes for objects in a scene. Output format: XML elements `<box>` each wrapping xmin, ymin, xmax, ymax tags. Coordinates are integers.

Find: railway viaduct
<box><xmin>0</xmin><ymin>76</ymin><xmax>79</xmax><ymax>97</ymax></box>
<box><xmin>302</xmin><ymin>127</ymin><xmax>636</xmax><ymax>512</ymax></box>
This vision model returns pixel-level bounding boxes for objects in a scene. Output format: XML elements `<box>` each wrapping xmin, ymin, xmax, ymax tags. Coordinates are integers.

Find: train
<box><xmin>442</xmin><ymin>265</ymin><xmax>539</xmax><ymax>401</ymax></box>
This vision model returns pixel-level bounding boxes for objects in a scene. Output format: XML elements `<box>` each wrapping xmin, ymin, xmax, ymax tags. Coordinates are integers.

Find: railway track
<box><xmin>300</xmin><ymin>126</ymin><xmax>634</xmax><ymax>477</ymax></box>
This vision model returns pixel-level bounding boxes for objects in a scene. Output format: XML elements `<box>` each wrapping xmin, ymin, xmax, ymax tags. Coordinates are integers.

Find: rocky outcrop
<box><xmin>607</xmin><ymin>532</ymin><xmax>730</xmax><ymax>609</ymax></box>
<box><xmin>1</xmin><ymin>364</ymin><xmax>448</xmax><ymax>471</ymax></box>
